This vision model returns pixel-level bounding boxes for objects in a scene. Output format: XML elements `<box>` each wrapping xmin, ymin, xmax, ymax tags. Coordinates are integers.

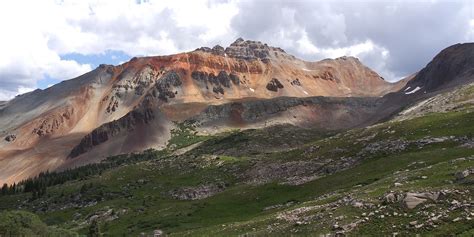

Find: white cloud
<box><xmin>0</xmin><ymin>0</ymin><xmax>93</xmax><ymax>100</ymax></box>
<box><xmin>0</xmin><ymin>0</ymin><xmax>239</xmax><ymax>100</ymax></box>
<box><xmin>0</xmin><ymin>86</ymin><xmax>35</xmax><ymax>101</ymax></box>
<box><xmin>0</xmin><ymin>0</ymin><xmax>471</xmax><ymax>100</ymax></box>
<box><xmin>17</xmin><ymin>86</ymin><xmax>35</xmax><ymax>95</ymax></box>
<box><xmin>296</xmin><ymin>32</ymin><xmax>377</xmax><ymax>58</ymax></box>
<box><xmin>469</xmin><ymin>19</ymin><xmax>474</xmax><ymax>40</ymax></box>
<box><xmin>296</xmin><ymin>32</ymin><xmax>397</xmax><ymax>81</ymax></box>
<box><xmin>46</xmin><ymin>0</ymin><xmax>239</xmax><ymax>55</ymax></box>
<box><xmin>231</xmin><ymin>0</ymin><xmax>472</xmax><ymax>81</ymax></box>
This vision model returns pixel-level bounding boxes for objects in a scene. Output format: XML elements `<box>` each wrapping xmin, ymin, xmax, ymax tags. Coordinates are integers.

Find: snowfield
<box><xmin>405</xmin><ymin>86</ymin><xmax>421</xmax><ymax>95</ymax></box>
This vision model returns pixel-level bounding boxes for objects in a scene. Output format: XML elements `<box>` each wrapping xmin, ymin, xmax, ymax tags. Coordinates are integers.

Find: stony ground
<box><xmin>0</xmin><ymin>86</ymin><xmax>473</xmax><ymax>236</ymax></box>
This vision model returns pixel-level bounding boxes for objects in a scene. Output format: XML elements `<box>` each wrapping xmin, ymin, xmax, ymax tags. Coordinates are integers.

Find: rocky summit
<box><xmin>0</xmin><ymin>38</ymin><xmax>405</xmax><ymax>184</ymax></box>
<box><xmin>0</xmin><ymin>40</ymin><xmax>473</xmax><ymax>236</ymax></box>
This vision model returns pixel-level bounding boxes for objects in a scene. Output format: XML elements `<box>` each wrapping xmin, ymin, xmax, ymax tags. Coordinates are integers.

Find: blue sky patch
<box><xmin>61</xmin><ymin>50</ymin><xmax>132</xmax><ymax>69</ymax></box>
<box><xmin>37</xmin><ymin>75</ymin><xmax>61</xmax><ymax>89</ymax></box>
<box><xmin>37</xmin><ymin>50</ymin><xmax>132</xmax><ymax>89</ymax></box>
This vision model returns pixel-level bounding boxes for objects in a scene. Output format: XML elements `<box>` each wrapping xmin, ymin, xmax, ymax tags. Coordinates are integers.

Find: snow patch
<box><xmin>404</xmin><ymin>86</ymin><xmax>411</xmax><ymax>91</ymax></box>
<box><xmin>249</xmin><ymin>88</ymin><xmax>255</xmax><ymax>92</ymax></box>
<box><xmin>302</xmin><ymin>68</ymin><xmax>312</xmax><ymax>72</ymax></box>
<box><xmin>303</xmin><ymin>90</ymin><xmax>309</xmax><ymax>95</ymax></box>
<box><xmin>405</xmin><ymin>86</ymin><xmax>421</xmax><ymax>95</ymax></box>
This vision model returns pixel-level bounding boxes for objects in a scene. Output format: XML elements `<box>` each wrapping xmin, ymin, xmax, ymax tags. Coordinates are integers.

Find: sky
<box><xmin>0</xmin><ymin>0</ymin><xmax>472</xmax><ymax>100</ymax></box>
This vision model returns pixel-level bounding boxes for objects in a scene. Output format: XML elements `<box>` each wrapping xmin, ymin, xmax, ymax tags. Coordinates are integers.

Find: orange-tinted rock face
<box><xmin>0</xmin><ymin>38</ymin><xmax>408</xmax><ymax>184</ymax></box>
<box><xmin>100</xmin><ymin>50</ymin><xmax>401</xmax><ymax>109</ymax></box>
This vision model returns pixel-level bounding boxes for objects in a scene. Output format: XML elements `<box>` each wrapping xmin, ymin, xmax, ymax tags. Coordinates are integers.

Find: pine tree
<box><xmin>40</xmin><ymin>185</ymin><xmax>47</xmax><ymax>197</ymax></box>
<box><xmin>11</xmin><ymin>183</ymin><xmax>16</xmax><ymax>194</ymax></box>
<box><xmin>1</xmin><ymin>183</ymin><xmax>8</xmax><ymax>195</ymax></box>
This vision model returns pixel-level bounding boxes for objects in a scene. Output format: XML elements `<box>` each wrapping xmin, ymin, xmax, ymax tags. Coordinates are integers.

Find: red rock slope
<box><xmin>0</xmin><ymin>38</ymin><xmax>406</xmax><ymax>184</ymax></box>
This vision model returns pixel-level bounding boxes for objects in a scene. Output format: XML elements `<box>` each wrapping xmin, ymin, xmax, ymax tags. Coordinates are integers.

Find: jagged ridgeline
<box><xmin>0</xmin><ymin>38</ymin><xmax>406</xmax><ymax>184</ymax></box>
<box><xmin>0</xmin><ymin>41</ymin><xmax>473</xmax><ymax>236</ymax></box>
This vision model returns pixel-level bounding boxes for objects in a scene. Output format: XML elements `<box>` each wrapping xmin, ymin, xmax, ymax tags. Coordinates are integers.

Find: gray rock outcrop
<box><xmin>403</xmin><ymin>192</ymin><xmax>440</xmax><ymax>209</ymax></box>
<box><xmin>170</xmin><ymin>183</ymin><xmax>227</xmax><ymax>200</ymax></box>
<box><xmin>4</xmin><ymin>134</ymin><xmax>16</xmax><ymax>142</ymax></box>
<box><xmin>266</xmin><ymin>78</ymin><xmax>284</xmax><ymax>92</ymax></box>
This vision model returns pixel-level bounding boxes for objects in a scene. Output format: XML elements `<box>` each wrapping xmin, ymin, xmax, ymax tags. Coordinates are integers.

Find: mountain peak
<box><xmin>0</xmin><ymin>36</ymin><xmax>407</xmax><ymax>184</ymax></box>
<box><xmin>405</xmin><ymin>42</ymin><xmax>474</xmax><ymax>93</ymax></box>
<box><xmin>230</xmin><ymin>37</ymin><xmax>245</xmax><ymax>45</ymax></box>
<box><xmin>196</xmin><ymin>37</ymin><xmax>288</xmax><ymax>60</ymax></box>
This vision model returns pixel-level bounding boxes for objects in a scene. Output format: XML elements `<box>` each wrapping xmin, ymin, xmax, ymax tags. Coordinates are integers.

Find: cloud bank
<box><xmin>0</xmin><ymin>0</ymin><xmax>472</xmax><ymax>100</ymax></box>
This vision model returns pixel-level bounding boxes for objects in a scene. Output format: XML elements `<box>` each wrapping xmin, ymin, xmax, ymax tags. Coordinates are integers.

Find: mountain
<box><xmin>369</xmin><ymin>43</ymin><xmax>474</xmax><ymax>125</ymax></box>
<box><xmin>0</xmin><ymin>41</ymin><xmax>473</xmax><ymax>236</ymax></box>
<box><xmin>0</xmin><ymin>38</ymin><xmax>406</xmax><ymax>184</ymax></box>
<box><xmin>405</xmin><ymin>43</ymin><xmax>474</xmax><ymax>93</ymax></box>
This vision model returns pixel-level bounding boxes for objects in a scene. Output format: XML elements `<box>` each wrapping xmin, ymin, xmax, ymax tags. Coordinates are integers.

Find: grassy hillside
<box><xmin>0</xmin><ymin>91</ymin><xmax>473</xmax><ymax>236</ymax></box>
<box><xmin>0</xmin><ymin>210</ymin><xmax>76</xmax><ymax>236</ymax></box>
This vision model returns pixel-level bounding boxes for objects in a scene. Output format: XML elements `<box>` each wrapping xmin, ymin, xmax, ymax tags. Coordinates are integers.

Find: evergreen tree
<box><xmin>1</xmin><ymin>150</ymin><xmax>161</xmax><ymax>196</ymax></box>
<box><xmin>1</xmin><ymin>183</ymin><xmax>8</xmax><ymax>195</ymax></box>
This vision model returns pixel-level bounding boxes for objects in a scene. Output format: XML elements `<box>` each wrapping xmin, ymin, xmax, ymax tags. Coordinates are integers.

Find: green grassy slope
<box><xmin>0</xmin><ymin>91</ymin><xmax>473</xmax><ymax>236</ymax></box>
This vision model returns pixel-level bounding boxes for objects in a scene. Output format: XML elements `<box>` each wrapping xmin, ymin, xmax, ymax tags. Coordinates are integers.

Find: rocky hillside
<box><xmin>0</xmin><ymin>38</ymin><xmax>406</xmax><ymax>184</ymax></box>
<box><xmin>405</xmin><ymin>43</ymin><xmax>474</xmax><ymax>94</ymax></box>
<box><xmin>0</xmin><ymin>41</ymin><xmax>473</xmax><ymax>236</ymax></box>
<box><xmin>0</xmin><ymin>79</ymin><xmax>472</xmax><ymax>236</ymax></box>
<box><xmin>1</xmin><ymin>41</ymin><xmax>473</xmax><ymax>186</ymax></box>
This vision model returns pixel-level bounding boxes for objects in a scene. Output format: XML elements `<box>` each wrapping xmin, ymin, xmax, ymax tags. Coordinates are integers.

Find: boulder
<box><xmin>403</xmin><ymin>192</ymin><xmax>440</xmax><ymax>209</ymax></box>
<box><xmin>383</xmin><ymin>193</ymin><xmax>397</xmax><ymax>204</ymax></box>
<box><xmin>351</xmin><ymin>201</ymin><xmax>364</xmax><ymax>208</ymax></box>
<box><xmin>455</xmin><ymin>170</ymin><xmax>470</xmax><ymax>180</ymax></box>
<box><xmin>153</xmin><ymin>229</ymin><xmax>164</xmax><ymax>237</ymax></box>
<box><xmin>403</xmin><ymin>195</ymin><xmax>427</xmax><ymax>209</ymax></box>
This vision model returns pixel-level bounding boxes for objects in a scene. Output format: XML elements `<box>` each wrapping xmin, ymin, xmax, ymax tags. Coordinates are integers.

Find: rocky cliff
<box><xmin>0</xmin><ymin>38</ymin><xmax>411</xmax><ymax>183</ymax></box>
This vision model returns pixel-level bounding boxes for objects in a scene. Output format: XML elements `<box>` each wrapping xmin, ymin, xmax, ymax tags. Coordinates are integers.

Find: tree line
<box><xmin>0</xmin><ymin>149</ymin><xmax>161</xmax><ymax>199</ymax></box>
